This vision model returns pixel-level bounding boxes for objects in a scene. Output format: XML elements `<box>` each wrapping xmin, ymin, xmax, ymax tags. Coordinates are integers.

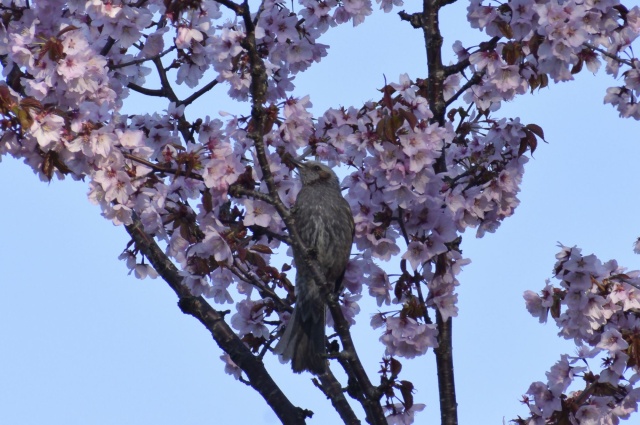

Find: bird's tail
<box><xmin>274</xmin><ymin>305</ymin><xmax>326</xmax><ymax>375</ymax></box>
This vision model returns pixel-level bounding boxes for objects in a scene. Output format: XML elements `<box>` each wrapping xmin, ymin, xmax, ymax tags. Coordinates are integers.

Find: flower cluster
<box><xmin>466</xmin><ymin>0</ymin><xmax>640</xmax><ymax>117</ymax></box>
<box><xmin>376</xmin><ymin>315</ymin><xmax>438</xmax><ymax>358</ymax></box>
<box><xmin>306</xmin><ymin>73</ymin><xmax>537</xmax><ymax>353</ymax></box>
<box><xmin>519</xmin><ymin>244</ymin><xmax>640</xmax><ymax>423</ymax></box>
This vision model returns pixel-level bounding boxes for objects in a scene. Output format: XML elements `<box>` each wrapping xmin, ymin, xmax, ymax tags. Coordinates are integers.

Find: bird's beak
<box><xmin>289</xmin><ymin>157</ymin><xmax>306</xmax><ymax>170</ymax></box>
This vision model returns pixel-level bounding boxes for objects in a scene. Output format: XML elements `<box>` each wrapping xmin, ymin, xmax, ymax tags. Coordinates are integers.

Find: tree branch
<box><xmin>445</xmin><ymin>72</ymin><xmax>483</xmax><ymax>107</ymax></box>
<box><xmin>110</xmin><ymin>46</ymin><xmax>177</xmax><ymax>70</ymax></box>
<box><xmin>584</xmin><ymin>43</ymin><xmax>637</xmax><ymax>67</ymax></box>
<box><xmin>122</xmin><ymin>152</ymin><xmax>204</xmax><ymax>181</ymax></box>
<box><xmin>229</xmin><ymin>184</ymin><xmax>278</xmax><ymax>206</ymax></box>
<box><xmin>100</xmin><ymin>37</ymin><xmax>116</xmax><ymax>57</ymax></box>
<box><xmin>151</xmin><ymin>56</ymin><xmax>195</xmax><ymax>144</ymax></box>
<box><xmin>127</xmin><ymin>83</ymin><xmax>165</xmax><ymax>97</ymax></box>
<box><xmin>434</xmin><ymin>310</ymin><xmax>457</xmax><ymax>425</ymax></box>
<box><xmin>421</xmin><ymin>0</ymin><xmax>459</xmax><ymax>423</ymax></box>
<box><xmin>239</xmin><ymin>2</ymin><xmax>386</xmax><ymax>422</ymax></box>
<box><xmin>315</xmin><ymin>370</ymin><xmax>361</xmax><ymax>425</ymax></box>
<box><xmin>125</xmin><ymin>217</ymin><xmax>309</xmax><ymax>425</ymax></box>
<box><xmin>179</xmin><ymin>78</ymin><xmax>220</xmax><ymax>107</ymax></box>
<box><xmin>215</xmin><ymin>0</ymin><xmax>244</xmax><ymax>14</ymax></box>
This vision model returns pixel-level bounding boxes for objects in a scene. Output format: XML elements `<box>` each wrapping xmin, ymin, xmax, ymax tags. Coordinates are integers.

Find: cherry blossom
<box><xmin>520</xmin><ymin>244</ymin><xmax>640</xmax><ymax>423</ymax></box>
<box><xmin>230</xmin><ymin>299</ymin><xmax>271</xmax><ymax>339</ymax></box>
<box><xmin>380</xmin><ymin>316</ymin><xmax>438</xmax><ymax>359</ymax></box>
<box><xmin>384</xmin><ymin>403</ymin><xmax>426</xmax><ymax>425</ymax></box>
<box><xmin>1</xmin><ymin>0</ymin><xmax>639</xmax><ymax>423</ymax></box>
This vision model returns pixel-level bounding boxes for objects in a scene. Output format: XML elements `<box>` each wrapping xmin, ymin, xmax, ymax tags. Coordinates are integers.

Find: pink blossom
<box><xmin>327</xmin><ymin>293</ymin><xmax>361</xmax><ymax>326</ymax></box>
<box><xmin>546</xmin><ymin>355</ymin><xmax>583</xmax><ymax>396</ymax></box>
<box><xmin>597</xmin><ymin>328</ymin><xmax>629</xmax><ymax>353</ymax></box>
<box><xmin>103</xmin><ymin>204</ymin><xmax>133</xmax><ymax>226</ymax></box>
<box><xmin>118</xmin><ymin>251</ymin><xmax>157</xmax><ymax>280</ymax></box>
<box><xmin>30</xmin><ymin>114</ymin><xmax>64</xmax><ymax>150</ymax></box>
<box><xmin>342</xmin><ymin>259</ymin><xmax>364</xmax><ymax>294</ymax></box>
<box><xmin>243</xmin><ymin>199</ymin><xmax>274</xmax><ymax>228</ymax></box>
<box><xmin>175</xmin><ymin>26</ymin><xmax>204</xmax><ymax>49</ymax></box>
<box><xmin>523</xmin><ymin>290</ymin><xmax>549</xmax><ymax>323</ymax></box>
<box><xmin>209</xmin><ymin>268</ymin><xmax>235</xmax><ymax>304</ymax></box>
<box><xmin>380</xmin><ymin>316</ymin><xmax>438</xmax><ymax>359</ymax></box>
<box><xmin>384</xmin><ymin>403</ymin><xmax>425</xmax><ymax>425</ymax></box>
<box><xmin>220</xmin><ymin>353</ymin><xmax>242</xmax><ymax>380</ymax></box>
<box><xmin>526</xmin><ymin>381</ymin><xmax>562</xmax><ymax>419</ymax></box>
<box><xmin>402</xmin><ymin>241</ymin><xmax>430</xmax><ymax>270</ymax></box>
<box><xmin>366</xmin><ymin>264</ymin><xmax>393</xmax><ymax>306</ymax></box>
<box><xmin>230</xmin><ymin>299</ymin><xmax>270</xmax><ymax>339</ymax></box>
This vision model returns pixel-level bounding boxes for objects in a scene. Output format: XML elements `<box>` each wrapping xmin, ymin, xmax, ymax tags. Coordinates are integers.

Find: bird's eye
<box><xmin>313</xmin><ymin>165</ymin><xmax>321</xmax><ymax>171</ymax></box>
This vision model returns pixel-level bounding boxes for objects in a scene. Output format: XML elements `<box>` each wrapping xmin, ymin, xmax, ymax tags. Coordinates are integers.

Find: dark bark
<box><xmin>421</xmin><ymin>0</ymin><xmax>459</xmax><ymax>423</ymax></box>
<box><xmin>315</xmin><ymin>370</ymin><xmax>361</xmax><ymax>425</ymax></box>
<box><xmin>125</xmin><ymin>218</ymin><xmax>309</xmax><ymax>425</ymax></box>
<box><xmin>434</xmin><ymin>312</ymin><xmax>458</xmax><ymax>425</ymax></box>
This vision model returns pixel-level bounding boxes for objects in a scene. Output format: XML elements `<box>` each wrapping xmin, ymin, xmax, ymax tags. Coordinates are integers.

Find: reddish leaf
<box><xmin>502</xmin><ymin>41</ymin><xmax>521</xmax><ymax>65</ymax></box>
<box><xmin>20</xmin><ymin>97</ymin><xmax>43</xmax><ymax>111</ymax></box>
<box><xmin>16</xmin><ymin>107</ymin><xmax>33</xmax><ymax>130</ymax></box>
<box><xmin>397</xmin><ymin>380</ymin><xmax>415</xmax><ymax>410</ymax></box>
<box><xmin>390</xmin><ymin>357</ymin><xmax>402</xmax><ymax>378</ymax></box>
<box><xmin>375</xmin><ymin>117</ymin><xmax>389</xmax><ymax>142</ymax></box>
<box><xmin>251</xmin><ymin>244</ymin><xmax>274</xmax><ymax>254</ymax></box>
<box><xmin>528</xmin><ymin>35</ymin><xmax>544</xmax><ymax>58</ymax></box>
<box><xmin>398</xmin><ymin>108</ymin><xmax>418</xmax><ymax>130</ymax></box>
<box><xmin>551</xmin><ymin>296</ymin><xmax>561</xmax><ymax>319</ymax></box>
<box><xmin>570</xmin><ymin>58</ymin><xmax>583</xmax><ymax>75</ymax></box>
<box><xmin>0</xmin><ymin>85</ymin><xmax>14</xmax><ymax>111</ymax></box>
<box><xmin>518</xmin><ymin>138</ymin><xmax>528</xmax><ymax>158</ymax></box>
<box><xmin>390</xmin><ymin>113</ymin><xmax>404</xmax><ymax>133</ymax></box>
<box><xmin>496</xmin><ymin>20</ymin><xmax>513</xmax><ymax>39</ymax></box>
<box><xmin>202</xmin><ymin>189</ymin><xmax>213</xmax><ymax>212</ymax></box>
<box><xmin>237</xmin><ymin>246</ymin><xmax>247</xmax><ymax>262</ymax></box>
<box><xmin>41</xmin><ymin>151</ymin><xmax>55</xmax><ymax>181</ymax></box>
<box><xmin>628</xmin><ymin>334</ymin><xmax>640</xmax><ymax>369</ymax></box>
<box><xmin>381</xmin><ymin>84</ymin><xmax>395</xmax><ymax>110</ymax></box>
<box><xmin>525</xmin><ymin>123</ymin><xmax>545</xmax><ymax>140</ymax></box>
<box><xmin>383</xmin><ymin>119</ymin><xmax>395</xmax><ymax>142</ymax></box>
<box><xmin>179</xmin><ymin>223</ymin><xmax>191</xmax><ymax>242</ymax></box>
<box><xmin>246</xmin><ymin>250</ymin><xmax>267</xmax><ymax>270</ymax></box>
<box><xmin>56</xmin><ymin>25</ymin><xmax>79</xmax><ymax>38</ymax></box>
<box><xmin>526</xmin><ymin>130</ymin><xmax>538</xmax><ymax>155</ymax></box>
<box><xmin>539</xmin><ymin>73</ymin><xmax>549</xmax><ymax>90</ymax></box>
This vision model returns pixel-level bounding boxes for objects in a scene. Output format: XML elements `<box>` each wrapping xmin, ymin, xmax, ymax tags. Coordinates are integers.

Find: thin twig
<box><xmin>100</xmin><ymin>37</ymin><xmax>116</xmax><ymax>56</ymax></box>
<box><xmin>127</xmin><ymin>83</ymin><xmax>165</xmax><ymax>97</ymax></box>
<box><xmin>445</xmin><ymin>72</ymin><xmax>484</xmax><ymax>107</ymax></box>
<box><xmin>122</xmin><ymin>152</ymin><xmax>204</xmax><ymax>181</ymax></box>
<box><xmin>110</xmin><ymin>46</ymin><xmax>176</xmax><ymax>70</ymax></box>
<box><xmin>584</xmin><ymin>43</ymin><xmax>637</xmax><ymax>68</ymax></box>
<box><xmin>229</xmin><ymin>184</ymin><xmax>277</xmax><ymax>205</ymax></box>
<box><xmin>179</xmin><ymin>79</ymin><xmax>220</xmax><ymax>107</ymax></box>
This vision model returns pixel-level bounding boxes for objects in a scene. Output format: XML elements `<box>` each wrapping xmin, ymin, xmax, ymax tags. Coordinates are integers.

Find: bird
<box><xmin>274</xmin><ymin>159</ymin><xmax>354</xmax><ymax>375</ymax></box>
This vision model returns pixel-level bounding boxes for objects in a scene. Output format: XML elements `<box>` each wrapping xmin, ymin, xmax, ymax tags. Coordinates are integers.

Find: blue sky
<box><xmin>2</xmin><ymin>2</ymin><xmax>640</xmax><ymax>424</ymax></box>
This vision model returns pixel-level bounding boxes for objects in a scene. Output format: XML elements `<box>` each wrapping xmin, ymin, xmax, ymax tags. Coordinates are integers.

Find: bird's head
<box><xmin>291</xmin><ymin>159</ymin><xmax>340</xmax><ymax>188</ymax></box>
